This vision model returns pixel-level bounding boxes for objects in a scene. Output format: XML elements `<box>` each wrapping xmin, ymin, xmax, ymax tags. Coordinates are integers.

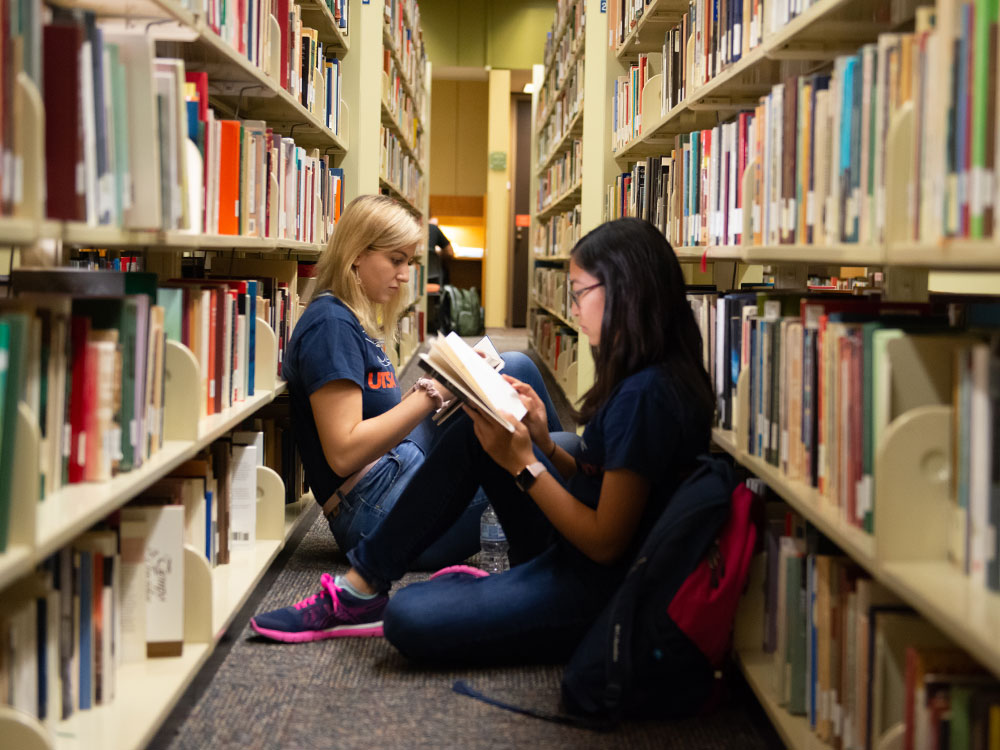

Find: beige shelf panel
<box><xmin>884</xmin><ymin>240</ymin><xmax>1000</xmax><ymax>269</ymax></box>
<box><xmin>60</xmin><ymin>223</ymin><xmax>323</xmax><ymax>253</ymax></box>
<box><xmin>536</xmin><ymin>182</ymin><xmax>583</xmax><ymax>221</ymax></box>
<box><xmin>297</xmin><ymin>0</ymin><xmax>349</xmax><ymax>51</ymax></box>
<box><xmin>736</xmin><ymin>650</ymin><xmax>831</xmax><ymax>750</ymax></box>
<box><xmin>614</xmin><ymin>0</ymin><xmax>886</xmax><ymax>162</ymax></box>
<box><xmin>536</xmin><ymin>108</ymin><xmax>584</xmax><ymax>176</ymax></box>
<box><xmin>532</xmin><ymin>253</ymin><xmax>572</xmax><ymax>263</ymax></box>
<box><xmin>615</xmin><ymin>0</ymin><xmax>688</xmax><ymax>60</ymax></box>
<box><xmin>673</xmin><ymin>243</ymin><xmax>885</xmax><ymax>265</ymax></box>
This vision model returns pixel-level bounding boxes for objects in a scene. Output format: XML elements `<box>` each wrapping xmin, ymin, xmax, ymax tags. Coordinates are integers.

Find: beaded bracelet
<box><xmin>413</xmin><ymin>377</ymin><xmax>445</xmax><ymax>410</ymax></box>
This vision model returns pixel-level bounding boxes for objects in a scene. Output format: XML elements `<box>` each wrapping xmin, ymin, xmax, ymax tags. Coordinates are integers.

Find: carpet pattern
<box><xmin>158</xmin><ymin>512</ymin><xmax>781</xmax><ymax>750</ymax></box>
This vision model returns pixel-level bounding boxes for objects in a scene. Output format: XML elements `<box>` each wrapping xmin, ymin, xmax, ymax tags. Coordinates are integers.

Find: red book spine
<box><xmin>68</xmin><ymin>316</ymin><xmax>91</xmax><ymax>484</ymax></box>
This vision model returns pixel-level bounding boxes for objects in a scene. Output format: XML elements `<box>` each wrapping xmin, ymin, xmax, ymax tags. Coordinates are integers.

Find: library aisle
<box><xmin>144</xmin><ymin>334</ymin><xmax>783</xmax><ymax>750</ymax></box>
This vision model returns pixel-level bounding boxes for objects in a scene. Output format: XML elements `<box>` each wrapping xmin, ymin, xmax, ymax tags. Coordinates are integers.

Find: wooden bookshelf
<box><xmin>0</xmin><ymin>0</ymin><xmax>430</xmax><ymax>745</ymax></box>
<box><xmin>614</xmin><ymin>0</ymin><xmax>886</xmax><ymax>162</ymax></box>
<box><xmin>298</xmin><ymin>0</ymin><xmax>350</xmax><ymax>52</ymax></box>
<box><xmin>536</xmin><ymin>109</ymin><xmax>584</xmax><ymax>175</ymax></box>
<box><xmin>614</xmin><ymin>0</ymin><xmax>687</xmax><ymax>60</ymax></box>
<box><xmin>536</xmin><ymin>182</ymin><xmax>583</xmax><ymax>220</ymax></box>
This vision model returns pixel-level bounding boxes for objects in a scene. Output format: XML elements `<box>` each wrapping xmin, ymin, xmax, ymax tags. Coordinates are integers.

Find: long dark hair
<box><xmin>571</xmin><ymin>218</ymin><xmax>715</xmax><ymax>424</ymax></box>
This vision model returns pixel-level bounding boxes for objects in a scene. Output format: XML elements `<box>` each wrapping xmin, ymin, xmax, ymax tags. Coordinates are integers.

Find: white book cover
<box><xmin>233</xmin><ymin>430</ymin><xmax>265</xmax><ymax>466</ymax></box>
<box><xmin>121</xmin><ymin>505</ymin><xmax>184</xmax><ymax>657</ymax></box>
<box><xmin>117</xmin><ymin>519</ymin><xmax>146</xmax><ymax>663</ymax></box>
<box><xmin>102</xmin><ymin>29</ymin><xmax>161</xmax><ymax>229</ymax></box>
<box><xmin>80</xmin><ymin>40</ymin><xmax>98</xmax><ymax>226</ymax></box>
<box><xmin>229</xmin><ymin>444</ymin><xmax>258</xmax><ymax>550</ymax></box>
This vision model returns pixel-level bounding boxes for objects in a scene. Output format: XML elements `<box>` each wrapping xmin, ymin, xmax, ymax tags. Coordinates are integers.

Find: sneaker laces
<box><xmin>293</xmin><ymin>573</ymin><xmax>338</xmax><ymax>611</ymax></box>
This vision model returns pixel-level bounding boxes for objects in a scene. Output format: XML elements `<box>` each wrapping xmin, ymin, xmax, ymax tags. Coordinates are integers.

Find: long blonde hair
<box><xmin>311</xmin><ymin>195</ymin><xmax>423</xmax><ymax>345</ymax></box>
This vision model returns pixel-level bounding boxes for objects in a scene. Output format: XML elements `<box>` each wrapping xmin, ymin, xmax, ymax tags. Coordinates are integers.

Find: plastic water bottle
<box><xmin>479</xmin><ymin>503</ymin><xmax>509</xmax><ymax>573</ymax></box>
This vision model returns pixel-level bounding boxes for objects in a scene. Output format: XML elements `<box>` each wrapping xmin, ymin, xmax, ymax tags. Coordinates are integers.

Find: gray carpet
<box><xmin>147</xmin><ymin>328</ymin><xmax>784</xmax><ymax>750</ymax></box>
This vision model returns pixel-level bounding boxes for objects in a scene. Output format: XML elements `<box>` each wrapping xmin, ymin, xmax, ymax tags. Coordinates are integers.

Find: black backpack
<box><xmin>438</xmin><ymin>284</ymin><xmax>484</xmax><ymax>336</ymax></box>
<box><xmin>455</xmin><ymin>454</ymin><xmax>760</xmax><ymax>727</ymax></box>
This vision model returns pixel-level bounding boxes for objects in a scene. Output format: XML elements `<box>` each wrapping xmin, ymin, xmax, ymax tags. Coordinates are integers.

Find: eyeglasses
<box><xmin>568</xmin><ymin>282</ymin><xmax>603</xmax><ymax>306</ymax></box>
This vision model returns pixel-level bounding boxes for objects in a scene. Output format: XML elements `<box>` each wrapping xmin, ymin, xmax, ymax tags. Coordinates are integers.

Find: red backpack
<box><xmin>560</xmin><ymin>455</ymin><xmax>760</xmax><ymax>720</ymax></box>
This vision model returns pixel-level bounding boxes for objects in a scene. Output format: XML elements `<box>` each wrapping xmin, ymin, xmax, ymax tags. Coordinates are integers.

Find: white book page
<box><xmin>439</xmin><ymin>332</ymin><xmax>526</xmax><ymax>421</ymax></box>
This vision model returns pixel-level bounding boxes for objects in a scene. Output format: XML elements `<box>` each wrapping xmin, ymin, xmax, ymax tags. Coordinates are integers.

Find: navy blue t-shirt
<box><xmin>567</xmin><ymin>364</ymin><xmax>711</xmax><ymax>557</ymax></box>
<box><xmin>282</xmin><ymin>294</ymin><xmax>401</xmax><ymax>504</ymax></box>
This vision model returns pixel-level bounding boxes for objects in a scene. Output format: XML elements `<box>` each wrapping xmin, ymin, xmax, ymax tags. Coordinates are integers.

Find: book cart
<box><xmin>535</xmin><ymin>0</ymin><xmax>1000</xmax><ymax>747</ymax></box>
<box><xmin>0</xmin><ymin>0</ymin><xmax>430</xmax><ymax>747</ymax></box>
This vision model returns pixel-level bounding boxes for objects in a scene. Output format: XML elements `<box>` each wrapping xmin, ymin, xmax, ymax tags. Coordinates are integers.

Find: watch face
<box><xmin>516</xmin><ymin>467</ymin><xmax>535</xmax><ymax>492</ymax></box>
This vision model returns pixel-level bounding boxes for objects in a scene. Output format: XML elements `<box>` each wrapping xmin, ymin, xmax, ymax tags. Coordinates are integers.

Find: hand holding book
<box><xmin>419</xmin><ymin>332</ymin><xmax>527</xmax><ymax>432</ymax></box>
<box><xmin>461</xmin><ymin>403</ymin><xmax>537</xmax><ymax>477</ymax></box>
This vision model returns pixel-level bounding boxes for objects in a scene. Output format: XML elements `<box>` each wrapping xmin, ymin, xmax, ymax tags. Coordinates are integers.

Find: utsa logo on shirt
<box><xmin>367</xmin><ymin>369</ymin><xmax>397</xmax><ymax>389</ymax></box>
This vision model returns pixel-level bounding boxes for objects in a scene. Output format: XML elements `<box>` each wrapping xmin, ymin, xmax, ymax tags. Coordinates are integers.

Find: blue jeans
<box><xmin>348</xmin><ymin>411</ymin><xmax>624</xmax><ymax>665</ymax></box>
<box><xmin>326</xmin><ymin>351</ymin><xmax>565</xmax><ymax>570</ymax></box>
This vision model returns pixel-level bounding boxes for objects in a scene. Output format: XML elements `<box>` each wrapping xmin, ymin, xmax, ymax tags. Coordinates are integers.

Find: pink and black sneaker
<box><xmin>250</xmin><ymin>573</ymin><xmax>387</xmax><ymax>642</ymax></box>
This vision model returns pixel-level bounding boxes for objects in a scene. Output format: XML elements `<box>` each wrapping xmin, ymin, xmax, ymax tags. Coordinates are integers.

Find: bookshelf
<box><xmin>0</xmin><ymin>0</ymin><xmax>431</xmax><ymax>746</ymax></box>
<box><xmin>534</xmin><ymin>0</ymin><xmax>1000</xmax><ymax>745</ymax></box>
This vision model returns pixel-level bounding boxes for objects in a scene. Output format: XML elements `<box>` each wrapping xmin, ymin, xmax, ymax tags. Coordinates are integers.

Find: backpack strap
<box><xmin>451</xmin><ymin>681</ymin><xmax>615</xmax><ymax>731</ymax></box>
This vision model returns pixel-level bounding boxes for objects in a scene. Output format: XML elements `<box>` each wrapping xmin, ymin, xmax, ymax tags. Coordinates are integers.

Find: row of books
<box><xmin>689</xmin><ymin>288</ymin><xmax>1000</xmax><ymax>591</ymax></box>
<box><xmin>380</xmin><ymin>127</ymin><xmax>425</xmax><ymax>210</ymax></box>
<box><xmin>0</xmin><ymin>426</ymin><xmax>289</xmax><ymax>726</ymax></box>
<box><xmin>0</xmin><ymin>9</ymin><xmax>343</xmax><ymax>235</ymax></box>
<box><xmin>382</xmin><ymin>48</ymin><xmax>424</xmax><ymax>164</ymax></box>
<box><xmin>761</xmin><ymin>502</ymin><xmax>1000</xmax><ymax>750</ymax></box>
<box><xmin>536</xmin><ymin>140</ymin><xmax>583</xmax><ymax>212</ymax></box>
<box><xmin>0</xmin><ymin>262</ymin><xmax>301</xmax><ymax>542</ymax></box>
<box><xmin>612</xmin><ymin>53</ymin><xmax>654</xmax><ymax>151</ymax></box>
<box><xmin>541</xmin><ymin>0</ymin><xmax>584</xmax><ymax>73</ymax></box>
<box><xmin>533</xmin><ymin>265</ymin><xmax>575</xmax><ymax>326</ymax></box>
<box><xmin>383</xmin><ymin>0</ymin><xmax>427</xmax><ymax>117</ymax></box>
<box><xmin>36</xmin><ymin>13</ymin><xmax>344</xmax><ymax>243</ymax></box>
<box><xmin>620</xmin><ymin>5</ymin><xmax>1000</xmax><ymax>247</ymax></box>
<box><xmin>533</xmin><ymin>204</ymin><xmax>582</xmax><ymax>258</ymax></box>
<box><xmin>528</xmin><ymin>309</ymin><xmax>579</xmax><ymax>395</ymax></box>
<box><xmin>535</xmin><ymin>52</ymin><xmax>584</xmax><ymax>169</ymax></box>
<box><xmin>201</xmin><ymin>0</ymin><xmax>347</xmax><ymax>83</ymax></box>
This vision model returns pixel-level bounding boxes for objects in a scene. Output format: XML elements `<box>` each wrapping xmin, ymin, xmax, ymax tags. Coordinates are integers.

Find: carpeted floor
<box><xmin>146</xmin><ymin>328</ymin><xmax>785</xmax><ymax>750</ymax></box>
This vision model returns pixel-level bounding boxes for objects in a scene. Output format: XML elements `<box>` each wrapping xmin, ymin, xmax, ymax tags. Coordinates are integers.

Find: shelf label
<box><xmin>601</xmin><ymin>0</ymin><xmax>607</xmax><ymax>12</ymax></box>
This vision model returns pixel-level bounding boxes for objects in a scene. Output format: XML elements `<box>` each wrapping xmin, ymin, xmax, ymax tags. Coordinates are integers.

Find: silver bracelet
<box><xmin>413</xmin><ymin>377</ymin><xmax>445</xmax><ymax>410</ymax></box>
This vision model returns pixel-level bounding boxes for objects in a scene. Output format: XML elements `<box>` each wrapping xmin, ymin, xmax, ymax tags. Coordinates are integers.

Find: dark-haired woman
<box><xmin>251</xmin><ymin>217</ymin><xmax>715</xmax><ymax>660</ymax></box>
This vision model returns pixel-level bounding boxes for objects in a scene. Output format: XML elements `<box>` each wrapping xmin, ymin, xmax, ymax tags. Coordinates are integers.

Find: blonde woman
<box><xmin>268</xmin><ymin>196</ymin><xmax>563</xmax><ymax>640</ymax></box>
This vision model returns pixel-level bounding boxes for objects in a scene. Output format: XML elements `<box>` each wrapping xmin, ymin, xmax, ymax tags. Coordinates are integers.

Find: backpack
<box><xmin>438</xmin><ymin>284</ymin><xmax>484</xmax><ymax>336</ymax></box>
<box><xmin>560</xmin><ymin>454</ymin><xmax>760</xmax><ymax>721</ymax></box>
<box><xmin>453</xmin><ymin>454</ymin><xmax>761</xmax><ymax>727</ymax></box>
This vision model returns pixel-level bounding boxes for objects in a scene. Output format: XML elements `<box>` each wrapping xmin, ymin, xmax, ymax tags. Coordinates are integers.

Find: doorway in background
<box><xmin>507</xmin><ymin>94</ymin><xmax>532</xmax><ymax>328</ymax></box>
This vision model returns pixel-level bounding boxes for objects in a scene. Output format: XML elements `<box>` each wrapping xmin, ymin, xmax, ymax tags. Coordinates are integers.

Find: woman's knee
<box><xmin>499</xmin><ymin>350</ymin><xmax>540</xmax><ymax>382</ymax></box>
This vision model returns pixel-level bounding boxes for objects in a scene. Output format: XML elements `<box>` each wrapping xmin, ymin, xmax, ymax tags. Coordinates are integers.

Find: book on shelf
<box><xmin>418</xmin><ymin>333</ymin><xmax>525</xmax><ymax>432</ymax></box>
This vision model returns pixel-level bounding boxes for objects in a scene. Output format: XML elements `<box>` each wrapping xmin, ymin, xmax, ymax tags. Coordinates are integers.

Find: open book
<box><xmin>419</xmin><ymin>332</ymin><xmax>527</xmax><ymax>431</ymax></box>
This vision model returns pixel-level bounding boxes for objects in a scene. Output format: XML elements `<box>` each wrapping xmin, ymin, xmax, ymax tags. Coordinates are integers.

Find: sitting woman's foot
<box><xmin>250</xmin><ymin>573</ymin><xmax>388</xmax><ymax>642</ymax></box>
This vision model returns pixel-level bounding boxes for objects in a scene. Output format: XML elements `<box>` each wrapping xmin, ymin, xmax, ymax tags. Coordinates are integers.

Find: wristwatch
<box><xmin>514</xmin><ymin>461</ymin><xmax>547</xmax><ymax>492</ymax></box>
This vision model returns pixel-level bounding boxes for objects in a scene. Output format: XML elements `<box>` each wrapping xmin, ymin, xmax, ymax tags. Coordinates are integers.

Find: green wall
<box><xmin>421</xmin><ymin>0</ymin><xmax>554</xmax><ymax>70</ymax></box>
<box><xmin>431</xmin><ymin>80</ymin><xmax>490</xmax><ymax>196</ymax></box>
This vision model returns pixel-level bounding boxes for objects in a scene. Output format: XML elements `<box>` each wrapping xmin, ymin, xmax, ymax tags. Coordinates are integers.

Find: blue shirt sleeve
<box><xmin>295</xmin><ymin>310</ymin><xmax>367</xmax><ymax>395</ymax></box>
